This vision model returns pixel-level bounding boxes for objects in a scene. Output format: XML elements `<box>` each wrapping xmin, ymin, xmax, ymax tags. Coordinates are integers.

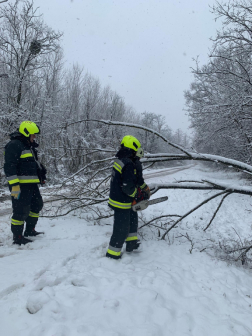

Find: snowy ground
<box><xmin>0</xmin><ymin>164</ymin><xmax>252</xmax><ymax>336</ymax></box>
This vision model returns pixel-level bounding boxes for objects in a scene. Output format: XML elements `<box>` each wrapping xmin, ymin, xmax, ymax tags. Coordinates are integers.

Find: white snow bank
<box><xmin>0</xmin><ymin>164</ymin><xmax>251</xmax><ymax>336</ymax></box>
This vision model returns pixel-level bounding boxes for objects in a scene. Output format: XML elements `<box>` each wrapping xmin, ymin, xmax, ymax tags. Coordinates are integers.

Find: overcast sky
<box><xmin>32</xmin><ymin>0</ymin><xmax>220</xmax><ymax>133</ymax></box>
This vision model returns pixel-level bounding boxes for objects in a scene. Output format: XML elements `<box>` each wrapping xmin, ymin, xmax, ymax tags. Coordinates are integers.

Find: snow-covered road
<box><xmin>0</xmin><ymin>164</ymin><xmax>251</xmax><ymax>336</ymax></box>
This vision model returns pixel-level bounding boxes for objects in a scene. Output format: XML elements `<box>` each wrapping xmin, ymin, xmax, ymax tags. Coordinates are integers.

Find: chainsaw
<box><xmin>132</xmin><ymin>196</ymin><xmax>168</xmax><ymax>212</ymax></box>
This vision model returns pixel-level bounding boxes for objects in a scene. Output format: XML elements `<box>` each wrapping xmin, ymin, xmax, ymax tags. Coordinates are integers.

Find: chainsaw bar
<box><xmin>132</xmin><ymin>196</ymin><xmax>168</xmax><ymax>212</ymax></box>
<box><xmin>148</xmin><ymin>196</ymin><xmax>168</xmax><ymax>206</ymax></box>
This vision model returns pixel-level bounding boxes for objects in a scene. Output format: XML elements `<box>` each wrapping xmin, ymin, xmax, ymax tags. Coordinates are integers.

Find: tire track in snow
<box><xmin>0</xmin><ymin>283</ymin><xmax>24</xmax><ymax>300</ymax></box>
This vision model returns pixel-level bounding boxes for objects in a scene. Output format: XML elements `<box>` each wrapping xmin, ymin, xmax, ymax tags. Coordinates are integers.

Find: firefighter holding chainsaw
<box><xmin>4</xmin><ymin>121</ymin><xmax>46</xmax><ymax>245</ymax></box>
<box><xmin>106</xmin><ymin>135</ymin><xmax>150</xmax><ymax>259</ymax></box>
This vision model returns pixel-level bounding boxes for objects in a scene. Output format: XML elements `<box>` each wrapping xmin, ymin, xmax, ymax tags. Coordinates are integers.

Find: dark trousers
<box><xmin>10</xmin><ymin>184</ymin><xmax>43</xmax><ymax>237</ymax></box>
<box><xmin>107</xmin><ymin>208</ymin><xmax>138</xmax><ymax>258</ymax></box>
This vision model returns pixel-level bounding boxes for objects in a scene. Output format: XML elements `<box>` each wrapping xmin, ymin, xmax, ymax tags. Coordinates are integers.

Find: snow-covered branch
<box><xmin>64</xmin><ymin>119</ymin><xmax>192</xmax><ymax>156</ymax></box>
<box><xmin>64</xmin><ymin>119</ymin><xmax>252</xmax><ymax>175</ymax></box>
<box><xmin>143</xmin><ymin>153</ymin><xmax>252</xmax><ymax>175</ymax></box>
<box><xmin>150</xmin><ymin>180</ymin><xmax>252</xmax><ymax>196</ymax></box>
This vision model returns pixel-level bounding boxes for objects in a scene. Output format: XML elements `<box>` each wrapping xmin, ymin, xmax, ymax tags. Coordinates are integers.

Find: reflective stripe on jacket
<box><xmin>108</xmin><ymin>155</ymin><xmax>137</xmax><ymax>210</ymax></box>
<box><xmin>4</xmin><ymin>133</ymin><xmax>39</xmax><ymax>186</ymax></box>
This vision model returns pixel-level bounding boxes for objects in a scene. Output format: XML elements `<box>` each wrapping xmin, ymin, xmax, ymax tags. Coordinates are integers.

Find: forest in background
<box><xmin>0</xmin><ymin>0</ymin><xmax>189</xmax><ymax>186</ymax></box>
<box><xmin>185</xmin><ymin>0</ymin><xmax>252</xmax><ymax>166</ymax></box>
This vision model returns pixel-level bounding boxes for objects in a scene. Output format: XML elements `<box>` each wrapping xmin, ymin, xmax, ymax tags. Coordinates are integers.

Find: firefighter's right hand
<box><xmin>142</xmin><ymin>185</ymin><xmax>151</xmax><ymax>199</ymax></box>
<box><xmin>11</xmin><ymin>185</ymin><xmax>21</xmax><ymax>199</ymax></box>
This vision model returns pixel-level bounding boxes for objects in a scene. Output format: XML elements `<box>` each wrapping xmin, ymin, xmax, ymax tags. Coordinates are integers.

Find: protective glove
<box><xmin>135</xmin><ymin>187</ymin><xmax>149</xmax><ymax>202</ymax></box>
<box><xmin>142</xmin><ymin>185</ymin><xmax>151</xmax><ymax>199</ymax></box>
<box><xmin>11</xmin><ymin>185</ymin><xmax>21</xmax><ymax>199</ymax></box>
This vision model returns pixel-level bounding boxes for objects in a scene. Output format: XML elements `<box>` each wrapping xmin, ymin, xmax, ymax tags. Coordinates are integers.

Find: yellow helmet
<box><xmin>121</xmin><ymin>135</ymin><xmax>141</xmax><ymax>151</ymax></box>
<box><xmin>19</xmin><ymin>121</ymin><xmax>40</xmax><ymax>137</ymax></box>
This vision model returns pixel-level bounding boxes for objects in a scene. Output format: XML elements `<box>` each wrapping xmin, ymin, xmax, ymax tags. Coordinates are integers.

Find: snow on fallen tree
<box><xmin>64</xmin><ymin>119</ymin><xmax>252</xmax><ymax>174</ymax></box>
<box><xmin>42</xmin><ymin>119</ymin><xmax>252</xmax><ymax>264</ymax></box>
<box><xmin>149</xmin><ymin>180</ymin><xmax>252</xmax><ymax>196</ymax></box>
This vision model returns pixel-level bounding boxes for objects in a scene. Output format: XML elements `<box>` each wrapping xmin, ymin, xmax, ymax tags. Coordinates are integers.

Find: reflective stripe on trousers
<box><xmin>29</xmin><ymin>211</ymin><xmax>39</xmax><ymax>218</ymax></box>
<box><xmin>107</xmin><ymin>245</ymin><xmax>122</xmax><ymax>257</ymax></box>
<box><xmin>11</xmin><ymin>218</ymin><xmax>24</xmax><ymax>225</ymax></box>
<box><xmin>125</xmin><ymin>232</ymin><xmax>138</xmax><ymax>241</ymax></box>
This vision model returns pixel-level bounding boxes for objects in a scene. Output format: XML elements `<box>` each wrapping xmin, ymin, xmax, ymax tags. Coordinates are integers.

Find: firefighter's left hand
<box><xmin>11</xmin><ymin>185</ymin><xmax>21</xmax><ymax>199</ymax></box>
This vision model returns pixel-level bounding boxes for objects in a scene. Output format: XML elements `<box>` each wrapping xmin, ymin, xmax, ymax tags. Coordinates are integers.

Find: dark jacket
<box><xmin>133</xmin><ymin>158</ymin><xmax>147</xmax><ymax>190</ymax></box>
<box><xmin>108</xmin><ymin>148</ymin><xmax>137</xmax><ymax>210</ymax></box>
<box><xmin>4</xmin><ymin>131</ymin><xmax>45</xmax><ymax>186</ymax></box>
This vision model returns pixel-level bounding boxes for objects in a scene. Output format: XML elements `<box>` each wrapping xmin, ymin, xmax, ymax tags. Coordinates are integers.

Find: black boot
<box><xmin>13</xmin><ymin>235</ymin><xmax>33</xmax><ymax>245</ymax></box>
<box><xmin>106</xmin><ymin>252</ymin><xmax>122</xmax><ymax>259</ymax></box>
<box><xmin>24</xmin><ymin>228</ymin><xmax>44</xmax><ymax>237</ymax></box>
<box><xmin>126</xmin><ymin>240</ymin><xmax>141</xmax><ymax>252</ymax></box>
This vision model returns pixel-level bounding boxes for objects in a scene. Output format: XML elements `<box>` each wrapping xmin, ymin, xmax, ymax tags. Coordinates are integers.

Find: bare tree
<box><xmin>185</xmin><ymin>0</ymin><xmax>252</xmax><ymax>165</ymax></box>
<box><xmin>0</xmin><ymin>0</ymin><xmax>62</xmax><ymax>112</ymax></box>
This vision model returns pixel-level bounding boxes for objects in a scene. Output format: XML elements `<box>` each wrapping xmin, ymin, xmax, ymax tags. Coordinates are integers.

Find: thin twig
<box><xmin>204</xmin><ymin>192</ymin><xmax>232</xmax><ymax>231</ymax></box>
<box><xmin>161</xmin><ymin>191</ymin><xmax>227</xmax><ymax>240</ymax></box>
<box><xmin>139</xmin><ymin>214</ymin><xmax>181</xmax><ymax>229</ymax></box>
<box><xmin>236</xmin><ymin>245</ymin><xmax>252</xmax><ymax>263</ymax></box>
<box><xmin>232</xmin><ymin>227</ymin><xmax>243</xmax><ymax>246</ymax></box>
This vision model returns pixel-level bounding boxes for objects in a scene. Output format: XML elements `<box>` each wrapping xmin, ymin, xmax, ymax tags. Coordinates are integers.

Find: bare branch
<box><xmin>139</xmin><ymin>214</ymin><xmax>181</xmax><ymax>229</ymax></box>
<box><xmin>203</xmin><ymin>192</ymin><xmax>232</xmax><ymax>231</ymax></box>
<box><xmin>161</xmin><ymin>191</ymin><xmax>227</xmax><ymax>240</ymax></box>
<box><xmin>177</xmin><ymin>233</ymin><xmax>195</xmax><ymax>253</ymax></box>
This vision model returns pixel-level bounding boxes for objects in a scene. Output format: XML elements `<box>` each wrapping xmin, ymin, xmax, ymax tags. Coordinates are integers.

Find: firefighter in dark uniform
<box><xmin>106</xmin><ymin>135</ymin><xmax>149</xmax><ymax>259</ymax></box>
<box><xmin>4</xmin><ymin>121</ymin><xmax>46</xmax><ymax>245</ymax></box>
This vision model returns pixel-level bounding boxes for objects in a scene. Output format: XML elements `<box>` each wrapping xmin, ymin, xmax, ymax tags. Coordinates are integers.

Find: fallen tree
<box><xmin>42</xmin><ymin>119</ymin><xmax>252</xmax><ymax>264</ymax></box>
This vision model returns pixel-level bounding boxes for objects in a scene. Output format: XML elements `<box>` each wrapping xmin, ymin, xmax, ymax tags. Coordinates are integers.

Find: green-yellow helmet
<box><xmin>121</xmin><ymin>135</ymin><xmax>141</xmax><ymax>151</ymax></box>
<box><xmin>19</xmin><ymin>121</ymin><xmax>40</xmax><ymax>137</ymax></box>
